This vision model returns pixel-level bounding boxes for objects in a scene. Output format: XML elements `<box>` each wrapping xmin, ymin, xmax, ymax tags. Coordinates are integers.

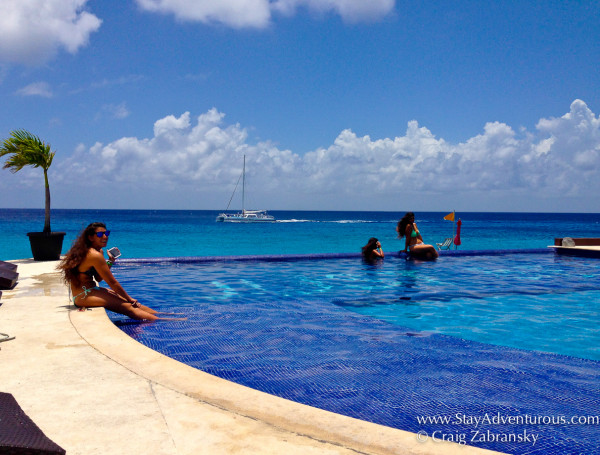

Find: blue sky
<box><xmin>1</xmin><ymin>0</ymin><xmax>599</xmax><ymax>212</ymax></box>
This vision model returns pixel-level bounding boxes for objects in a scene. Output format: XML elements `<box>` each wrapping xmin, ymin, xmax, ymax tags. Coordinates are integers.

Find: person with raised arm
<box><xmin>58</xmin><ymin>222</ymin><xmax>183</xmax><ymax>321</ymax></box>
<box><xmin>362</xmin><ymin>237</ymin><xmax>385</xmax><ymax>260</ymax></box>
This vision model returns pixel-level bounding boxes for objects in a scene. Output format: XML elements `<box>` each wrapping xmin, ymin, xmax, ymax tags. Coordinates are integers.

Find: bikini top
<box><xmin>411</xmin><ymin>227</ymin><xmax>419</xmax><ymax>238</ymax></box>
<box><xmin>77</xmin><ymin>266</ymin><xmax>97</xmax><ymax>278</ymax></box>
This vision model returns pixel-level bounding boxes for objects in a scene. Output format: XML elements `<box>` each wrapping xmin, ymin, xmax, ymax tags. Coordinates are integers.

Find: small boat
<box><xmin>216</xmin><ymin>209</ymin><xmax>275</xmax><ymax>222</ymax></box>
<box><xmin>216</xmin><ymin>156</ymin><xmax>275</xmax><ymax>223</ymax></box>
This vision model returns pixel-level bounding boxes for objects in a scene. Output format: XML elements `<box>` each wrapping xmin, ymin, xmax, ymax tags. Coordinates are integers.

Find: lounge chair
<box><xmin>0</xmin><ymin>392</ymin><xmax>66</xmax><ymax>454</ymax></box>
<box><xmin>436</xmin><ymin>238</ymin><xmax>453</xmax><ymax>250</ymax></box>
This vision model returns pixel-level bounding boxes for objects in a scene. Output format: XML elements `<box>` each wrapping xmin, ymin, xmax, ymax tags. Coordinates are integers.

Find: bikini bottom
<box><xmin>72</xmin><ymin>286</ymin><xmax>101</xmax><ymax>308</ymax></box>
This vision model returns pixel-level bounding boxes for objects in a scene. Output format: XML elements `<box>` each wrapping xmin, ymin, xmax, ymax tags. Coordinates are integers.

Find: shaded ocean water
<box><xmin>1</xmin><ymin>209</ymin><xmax>600</xmax><ymax>261</ymax></box>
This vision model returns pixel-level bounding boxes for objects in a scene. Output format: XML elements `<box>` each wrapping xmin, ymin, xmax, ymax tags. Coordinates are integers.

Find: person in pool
<box><xmin>58</xmin><ymin>222</ymin><xmax>182</xmax><ymax>321</ymax></box>
<box><xmin>362</xmin><ymin>237</ymin><xmax>384</xmax><ymax>260</ymax></box>
<box><xmin>396</xmin><ymin>212</ymin><xmax>438</xmax><ymax>260</ymax></box>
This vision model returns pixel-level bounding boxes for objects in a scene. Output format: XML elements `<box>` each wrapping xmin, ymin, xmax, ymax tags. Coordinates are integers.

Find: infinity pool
<box><xmin>111</xmin><ymin>250</ymin><xmax>600</xmax><ymax>454</ymax></box>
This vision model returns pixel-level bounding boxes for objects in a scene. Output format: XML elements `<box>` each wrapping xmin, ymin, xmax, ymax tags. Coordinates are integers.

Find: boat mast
<box><xmin>242</xmin><ymin>155</ymin><xmax>246</xmax><ymax>215</ymax></box>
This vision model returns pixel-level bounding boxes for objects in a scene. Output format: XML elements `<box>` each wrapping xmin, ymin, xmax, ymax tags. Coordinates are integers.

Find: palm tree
<box><xmin>0</xmin><ymin>130</ymin><xmax>56</xmax><ymax>233</ymax></box>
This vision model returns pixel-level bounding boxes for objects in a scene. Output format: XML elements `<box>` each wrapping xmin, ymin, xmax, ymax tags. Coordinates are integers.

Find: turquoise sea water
<box><xmin>1</xmin><ymin>209</ymin><xmax>600</xmax><ymax>260</ymax></box>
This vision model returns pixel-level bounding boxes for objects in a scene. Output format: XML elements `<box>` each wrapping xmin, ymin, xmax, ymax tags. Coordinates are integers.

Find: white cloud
<box><xmin>153</xmin><ymin>111</ymin><xmax>192</xmax><ymax>137</ymax></box>
<box><xmin>536</xmin><ymin>99</ymin><xmax>600</xmax><ymax>166</ymax></box>
<box><xmin>0</xmin><ymin>0</ymin><xmax>101</xmax><ymax>65</ymax></box>
<box><xmin>135</xmin><ymin>0</ymin><xmax>272</xmax><ymax>28</ymax></box>
<box><xmin>16</xmin><ymin>81</ymin><xmax>53</xmax><ymax>97</ymax></box>
<box><xmin>272</xmin><ymin>0</ymin><xmax>396</xmax><ymax>23</ymax></box>
<box><xmin>54</xmin><ymin>100</ymin><xmax>600</xmax><ymax>211</ymax></box>
<box><xmin>135</xmin><ymin>0</ymin><xmax>395</xmax><ymax>28</ymax></box>
<box><xmin>100</xmin><ymin>102</ymin><xmax>131</xmax><ymax>120</ymax></box>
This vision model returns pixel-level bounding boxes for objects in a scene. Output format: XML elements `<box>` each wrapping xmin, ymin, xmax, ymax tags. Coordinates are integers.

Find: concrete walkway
<box><xmin>0</xmin><ymin>260</ymin><xmax>500</xmax><ymax>455</ymax></box>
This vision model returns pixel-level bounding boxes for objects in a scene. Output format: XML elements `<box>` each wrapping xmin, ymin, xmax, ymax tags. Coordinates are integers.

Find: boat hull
<box><xmin>216</xmin><ymin>212</ymin><xmax>275</xmax><ymax>222</ymax></box>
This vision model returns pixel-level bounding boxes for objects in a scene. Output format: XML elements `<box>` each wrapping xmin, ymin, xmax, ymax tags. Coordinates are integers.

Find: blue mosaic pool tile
<box><xmin>114</xmin><ymin>293</ymin><xmax>600</xmax><ymax>455</ymax></box>
<box><xmin>112</xmin><ymin>252</ymin><xmax>600</xmax><ymax>455</ymax></box>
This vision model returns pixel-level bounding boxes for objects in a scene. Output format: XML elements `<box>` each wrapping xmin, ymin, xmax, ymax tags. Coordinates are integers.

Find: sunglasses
<box><xmin>95</xmin><ymin>231</ymin><xmax>111</xmax><ymax>238</ymax></box>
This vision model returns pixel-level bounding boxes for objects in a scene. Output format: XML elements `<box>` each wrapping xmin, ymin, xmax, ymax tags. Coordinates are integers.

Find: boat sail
<box><xmin>216</xmin><ymin>156</ymin><xmax>275</xmax><ymax>222</ymax></box>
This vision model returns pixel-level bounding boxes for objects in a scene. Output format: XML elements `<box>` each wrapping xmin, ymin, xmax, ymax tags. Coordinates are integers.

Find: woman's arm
<box><xmin>90</xmin><ymin>250</ymin><xmax>136</xmax><ymax>304</ymax></box>
<box><xmin>413</xmin><ymin>222</ymin><xmax>424</xmax><ymax>242</ymax></box>
<box><xmin>107</xmin><ymin>249</ymin><xmax>117</xmax><ymax>267</ymax></box>
<box><xmin>404</xmin><ymin>224</ymin><xmax>412</xmax><ymax>252</ymax></box>
<box><xmin>373</xmin><ymin>246</ymin><xmax>384</xmax><ymax>258</ymax></box>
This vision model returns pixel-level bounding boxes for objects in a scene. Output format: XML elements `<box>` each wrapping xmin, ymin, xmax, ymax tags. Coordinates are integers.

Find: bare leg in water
<box><xmin>76</xmin><ymin>288</ymin><xmax>186</xmax><ymax>321</ymax></box>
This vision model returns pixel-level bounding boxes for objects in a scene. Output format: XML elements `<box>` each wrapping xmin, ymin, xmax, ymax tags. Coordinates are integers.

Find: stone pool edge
<box><xmin>115</xmin><ymin>248</ymin><xmax>551</xmax><ymax>265</ymax></box>
<box><xmin>73</xmin><ymin>306</ymin><xmax>503</xmax><ymax>455</ymax></box>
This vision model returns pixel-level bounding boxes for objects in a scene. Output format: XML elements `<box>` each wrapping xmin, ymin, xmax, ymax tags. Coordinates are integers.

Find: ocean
<box><xmin>1</xmin><ymin>209</ymin><xmax>600</xmax><ymax>261</ymax></box>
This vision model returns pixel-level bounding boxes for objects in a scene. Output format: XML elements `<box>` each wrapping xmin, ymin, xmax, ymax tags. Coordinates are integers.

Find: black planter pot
<box><xmin>27</xmin><ymin>232</ymin><xmax>66</xmax><ymax>261</ymax></box>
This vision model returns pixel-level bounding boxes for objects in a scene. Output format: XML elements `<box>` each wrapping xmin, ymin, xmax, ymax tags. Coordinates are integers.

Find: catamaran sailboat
<box><xmin>216</xmin><ymin>156</ymin><xmax>275</xmax><ymax>222</ymax></box>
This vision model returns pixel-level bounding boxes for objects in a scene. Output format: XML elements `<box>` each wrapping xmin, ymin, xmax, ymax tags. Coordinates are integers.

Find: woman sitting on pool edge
<box><xmin>362</xmin><ymin>237</ymin><xmax>384</xmax><ymax>260</ymax></box>
<box><xmin>396</xmin><ymin>212</ymin><xmax>438</xmax><ymax>260</ymax></box>
<box><xmin>58</xmin><ymin>222</ymin><xmax>183</xmax><ymax>321</ymax></box>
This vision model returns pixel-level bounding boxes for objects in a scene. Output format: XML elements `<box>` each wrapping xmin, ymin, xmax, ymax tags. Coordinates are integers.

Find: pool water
<box><xmin>112</xmin><ymin>251</ymin><xmax>600</xmax><ymax>454</ymax></box>
<box><xmin>120</xmin><ymin>251</ymin><xmax>600</xmax><ymax>360</ymax></box>
<box><xmin>332</xmin><ymin>254</ymin><xmax>600</xmax><ymax>360</ymax></box>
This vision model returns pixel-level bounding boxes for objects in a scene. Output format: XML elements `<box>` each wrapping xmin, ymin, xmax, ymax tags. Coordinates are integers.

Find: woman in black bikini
<box><xmin>362</xmin><ymin>237</ymin><xmax>384</xmax><ymax>260</ymax></box>
<box><xmin>58</xmin><ymin>222</ymin><xmax>182</xmax><ymax>321</ymax></box>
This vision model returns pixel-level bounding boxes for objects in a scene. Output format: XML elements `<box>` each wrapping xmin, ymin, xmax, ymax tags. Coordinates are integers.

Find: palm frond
<box><xmin>0</xmin><ymin>129</ymin><xmax>54</xmax><ymax>171</ymax></box>
<box><xmin>1</xmin><ymin>129</ymin><xmax>56</xmax><ymax>233</ymax></box>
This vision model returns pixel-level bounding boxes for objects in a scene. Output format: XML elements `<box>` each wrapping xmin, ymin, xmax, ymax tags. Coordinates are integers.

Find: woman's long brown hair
<box><xmin>396</xmin><ymin>212</ymin><xmax>415</xmax><ymax>239</ymax></box>
<box><xmin>58</xmin><ymin>222</ymin><xmax>106</xmax><ymax>286</ymax></box>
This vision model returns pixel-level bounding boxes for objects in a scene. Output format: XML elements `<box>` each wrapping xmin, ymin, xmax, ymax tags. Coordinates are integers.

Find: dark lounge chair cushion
<box><xmin>0</xmin><ymin>261</ymin><xmax>18</xmax><ymax>271</ymax></box>
<box><xmin>0</xmin><ymin>269</ymin><xmax>18</xmax><ymax>290</ymax></box>
<box><xmin>0</xmin><ymin>392</ymin><xmax>65</xmax><ymax>455</ymax></box>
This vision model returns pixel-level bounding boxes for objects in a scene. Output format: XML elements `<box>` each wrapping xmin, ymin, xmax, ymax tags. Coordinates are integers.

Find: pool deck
<box><xmin>550</xmin><ymin>237</ymin><xmax>600</xmax><ymax>258</ymax></box>
<box><xmin>0</xmin><ymin>259</ymin><xmax>503</xmax><ymax>455</ymax></box>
